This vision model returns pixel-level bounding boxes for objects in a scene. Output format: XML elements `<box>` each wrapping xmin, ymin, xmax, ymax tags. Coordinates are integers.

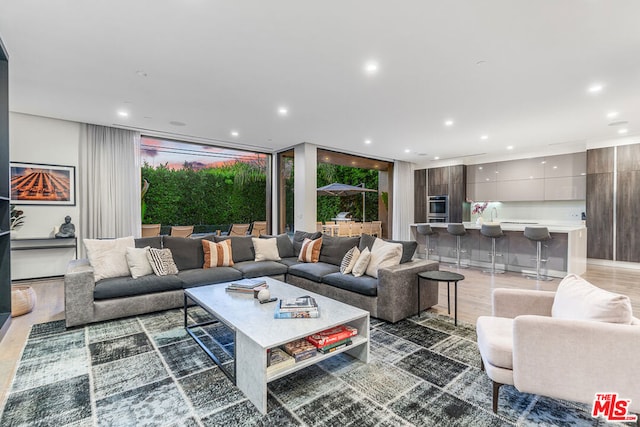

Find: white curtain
<box><xmin>79</xmin><ymin>124</ymin><xmax>141</xmax><ymax>246</ymax></box>
<box><xmin>392</xmin><ymin>160</ymin><xmax>414</xmax><ymax>241</ymax></box>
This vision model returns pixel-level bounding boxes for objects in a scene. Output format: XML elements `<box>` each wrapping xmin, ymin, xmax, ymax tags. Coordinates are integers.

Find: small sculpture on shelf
<box><xmin>55</xmin><ymin>215</ymin><xmax>75</xmax><ymax>238</ymax></box>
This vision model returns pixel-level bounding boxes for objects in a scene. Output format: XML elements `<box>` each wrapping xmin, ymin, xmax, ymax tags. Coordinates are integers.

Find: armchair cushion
<box><xmin>476</xmin><ymin>316</ymin><xmax>514</xmax><ymax>370</ymax></box>
<box><xmin>551</xmin><ymin>274</ymin><xmax>633</xmax><ymax>324</ymax></box>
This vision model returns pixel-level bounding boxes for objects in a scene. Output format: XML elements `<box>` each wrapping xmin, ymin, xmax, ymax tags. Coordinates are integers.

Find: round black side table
<box><xmin>417</xmin><ymin>270</ymin><xmax>465</xmax><ymax>325</ymax></box>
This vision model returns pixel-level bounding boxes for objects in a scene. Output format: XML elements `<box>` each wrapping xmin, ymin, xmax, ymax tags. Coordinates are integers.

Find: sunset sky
<box><xmin>141</xmin><ymin>137</ymin><xmax>265</xmax><ymax>170</ymax></box>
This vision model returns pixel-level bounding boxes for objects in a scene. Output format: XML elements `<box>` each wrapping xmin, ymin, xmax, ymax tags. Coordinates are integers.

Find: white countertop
<box><xmin>411</xmin><ymin>221</ymin><xmax>586</xmax><ymax>233</ymax></box>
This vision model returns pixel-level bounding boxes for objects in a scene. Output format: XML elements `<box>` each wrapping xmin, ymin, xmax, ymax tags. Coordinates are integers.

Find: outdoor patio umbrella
<box><xmin>316</xmin><ymin>182</ymin><xmax>378</xmax><ymax>222</ymax></box>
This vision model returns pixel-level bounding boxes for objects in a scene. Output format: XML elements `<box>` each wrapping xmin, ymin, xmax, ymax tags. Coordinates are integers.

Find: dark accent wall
<box><xmin>414</xmin><ymin>169</ymin><xmax>426</xmax><ymax>223</ymax></box>
<box><xmin>0</xmin><ymin>38</ymin><xmax>11</xmax><ymax>341</ymax></box>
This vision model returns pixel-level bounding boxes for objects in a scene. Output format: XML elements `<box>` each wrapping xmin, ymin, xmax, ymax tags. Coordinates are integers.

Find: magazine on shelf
<box><xmin>283</xmin><ymin>338</ymin><xmax>317</xmax><ymax>362</ymax></box>
<box><xmin>274</xmin><ymin>307</ymin><xmax>319</xmax><ymax>319</ymax></box>
<box><xmin>228</xmin><ymin>278</ymin><xmax>267</xmax><ymax>289</ymax></box>
<box><xmin>278</xmin><ymin>296</ymin><xmax>317</xmax><ymax>311</ymax></box>
<box><xmin>266</xmin><ymin>347</ymin><xmax>296</xmax><ymax>371</ymax></box>
<box><xmin>306</xmin><ymin>324</ymin><xmax>358</xmax><ymax>348</ymax></box>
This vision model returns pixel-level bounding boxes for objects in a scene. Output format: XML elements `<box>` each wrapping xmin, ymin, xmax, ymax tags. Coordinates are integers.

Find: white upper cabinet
<box><xmin>544</xmin><ymin>152</ymin><xmax>587</xmax><ymax>178</ymax></box>
<box><xmin>466</xmin><ymin>152</ymin><xmax>586</xmax><ymax>201</ymax></box>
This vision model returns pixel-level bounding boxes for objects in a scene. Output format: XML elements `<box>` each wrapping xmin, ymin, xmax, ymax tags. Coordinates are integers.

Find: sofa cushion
<box><xmin>233</xmin><ymin>260</ymin><xmax>288</xmax><ymax>278</ymax></box>
<box><xmin>476</xmin><ymin>316</ymin><xmax>514</xmax><ymax>370</ymax></box>
<box><xmin>352</xmin><ymin>247</ymin><xmax>371</xmax><ymax>278</ymax></box>
<box><xmin>163</xmin><ymin>236</ymin><xmax>204</xmax><ymax>271</ymax></box>
<box><xmin>278</xmin><ymin>257</ymin><xmax>300</xmax><ymax>268</ymax></box>
<box><xmin>94</xmin><ymin>274</ymin><xmax>184</xmax><ymax>300</ymax></box>
<box><xmin>298</xmin><ymin>237</ymin><xmax>322</xmax><ymax>263</ymax></box>
<box><xmin>178</xmin><ymin>267</ymin><xmax>243</xmax><ymax>288</ymax></box>
<box><xmin>202</xmin><ymin>239</ymin><xmax>234</xmax><ymax>267</ymax></box>
<box><xmin>551</xmin><ymin>274</ymin><xmax>633</xmax><ymax>324</ymax></box>
<box><xmin>135</xmin><ymin>237</ymin><xmax>162</xmax><ymax>249</ymax></box>
<box><xmin>260</xmin><ymin>234</ymin><xmax>295</xmax><ymax>258</ymax></box>
<box><xmin>288</xmin><ymin>262</ymin><xmax>340</xmax><ymax>283</ymax></box>
<box><xmin>252</xmin><ymin>237</ymin><xmax>281</xmax><ymax>261</ymax></box>
<box><xmin>358</xmin><ymin>233</ymin><xmax>416</xmax><ymax>264</ymax></box>
<box><xmin>366</xmin><ymin>238</ymin><xmax>402</xmax><ymax>278</ymax></box>
<box><xmin>84</xmin><ymin>236</ymin><xmax>135</xmax><ymax>282</ymax></box>
<box><xmin>214</xmin><ymin>236</ymin><xmax>255</xmax><ymax>262</ymax></box>
<box><xmin>292</xmin><ymin>231</ymin><xmax>322</xmax><ymax>255</ymax></box>
<box><xmin>319</xmin><ymin>235</ymin><xmax>360</xmax><ymax>266</ymax></box>
<box><xmin>126</xmin><ymin>246</ymin><xmax>153</xmax><ymax>279</ymax></box>
<box><xmin>322</xmin><ymin>272</ymin><xmax>378</xmax><ymax>297</ymax></box>
<box><xmin>147</xmin><ymin>248</ymin><xmax>179</xmax><ymax>276</ymax></box>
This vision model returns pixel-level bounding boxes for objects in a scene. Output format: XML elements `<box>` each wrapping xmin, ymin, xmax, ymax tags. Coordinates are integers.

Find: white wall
<box><xmin>9</xmin><ymin>112</ymin><xmax>81</xmax><ymax>279</ymax></box>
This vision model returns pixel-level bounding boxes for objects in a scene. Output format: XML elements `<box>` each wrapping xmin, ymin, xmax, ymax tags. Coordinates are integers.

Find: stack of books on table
<box><xmin>225</xmin><ymin>278</ymin><xmax>268</xmax><ymax>294</ymax></box>
<box><xmin>266</xmin><ymin>347</ymin><xmax>296</xmax><ymax>372</ymax></box>
<box><xmin>274</xmin><ymin>295</ymin><xmax>319</xmax><ymax>318</ymax></box>
<box><xmin>306</xmin><ymin>324</ymin><xmax>358</xmax><ymax>354</ymax></box>
<box><xmin>282</xmin><ymin>338</ymin><xmax>317</xmax><ymax>362</ymax></box>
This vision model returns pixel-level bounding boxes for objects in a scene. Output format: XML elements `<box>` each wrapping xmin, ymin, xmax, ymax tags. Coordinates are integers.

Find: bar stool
<box><xmin>480</xmin><ymin>224</ymin><xmax>504</xmax><ymax>274</ymax></box>
<box><xmin>524</xmin><ymin>226</ymin><xmax>553</xmax><ymax>281</ymax></box>
<box><xmin>416</xmin><ymin>224</ymin><xmax>438</xmax><ymax>260</ymax></box>
<box><xmin>447</xmin><ymin>223</ymin><xmax>468</xmax><ymax>269</ymax></box>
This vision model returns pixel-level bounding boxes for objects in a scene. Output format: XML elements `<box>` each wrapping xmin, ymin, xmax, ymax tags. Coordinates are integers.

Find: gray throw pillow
<box><xmin>163</xmin><ymin>236</ymin><xmax>204</xmax><ymax>270</ymax></box>
<box><xmin>214</xmin><ymin>235</ymin><xmax>255</xmax><ymax>262</ymax></box>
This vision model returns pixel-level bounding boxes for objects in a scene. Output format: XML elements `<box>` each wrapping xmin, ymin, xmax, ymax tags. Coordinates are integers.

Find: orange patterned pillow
<box><xmin>298</xmin><ymin>237</ymin><xmax>322</xmax><ymax>263</ymax></box>
<box><xmin>202</xmin><ymin>239</ymin><xmax>234</xmax><ymax>268</ymax></box>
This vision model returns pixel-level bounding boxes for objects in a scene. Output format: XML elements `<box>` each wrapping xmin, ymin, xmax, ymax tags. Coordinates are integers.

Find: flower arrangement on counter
<box><xmin>471</xmin><ymin>202</ymin><xmax>488</xmax><ymax>215</ymax></box>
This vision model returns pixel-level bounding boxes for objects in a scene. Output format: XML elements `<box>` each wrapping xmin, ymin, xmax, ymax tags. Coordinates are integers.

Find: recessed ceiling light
<box><xmin>553</xmin><ymin>166</ymin><xmax>558</xmax><ymax>169</ymax></box>
<box><xmin>618</xmin><ymin>128</ymin><xmax>628</xmax><ymax>135</ymax></box>
<box><xmin>444</xmin><ymin>120</ymin><xmax>454</xmax><ymax>127</ymax></box>
<box><xmin>364</xmin><ymin>61</ymin><xmax>379</xmax><ymax>75</ymax></box>
<box><xmin>580</xmin><ymin>172</ymin><xmax>586</xmax><ymax>176</ymax></box>
<box><xmin>434</xmin><ymin>156</ymin><xmax>440</xmax><ymax>160</ymax></box>
<box><xmin>588</xmin><ymin>83</ymin><xmax>604</xmax><ymax>94</ymax></box>
<box><xmin>480</xmin><ymin>135</ymin><xmax>489</xmax><ymax>140</ymax></box>
<box><xmin>278</xmin><ymin>107</ymin><xmax>288</xmax><ymax>116</ymax></box>
<box><xmin>404</xmin><ymin>149</ymin><xmax>411</xmax><ymax>153</ymax></box>
<box><xmin>478</xmin><ymin>166</ymin><xmax>483</xmax><ymax>170</ymax></box>
<box><xmin>351</xmin><ymin>161</ymin><xmax>356</xmax><ymax>165</ymax></box>
<box><xmin>117</xmin><ymin>111</ymin><xmax>129</xmax><ymax>117</ymax></box>
<box><xmin>506</xmin><ymin>145</ymin><xmax>514</xmax><ymax>150</ymax></box>
<box><xmin>364</xmin><ymin>139</ymin><xmax>372</xmax><ymax>145</ymax></box>
<box><xmin>231</xmin><ymin>131</ymin><xmax>239</xmax><ymax>137</ymax></box>
<box><xmin>541</xmin><ymin>160</ymin><xmax>546</xmax><ymax>164</ymax></box>
<box><xmin>607</xmin><ymin>111</ymin><xmax>619</xmax><ymax>119</ymax></box>
<box><xmin>485</xmin><ymin>178</ymin><xmax>490</xmax><ymax>181</ymax></box>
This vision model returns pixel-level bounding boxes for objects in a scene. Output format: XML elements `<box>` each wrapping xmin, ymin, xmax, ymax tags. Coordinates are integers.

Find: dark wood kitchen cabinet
<box><xmin>414</xmin><ymin>169</ymin><xmax>427</xmax><ymax>223</ymax></box>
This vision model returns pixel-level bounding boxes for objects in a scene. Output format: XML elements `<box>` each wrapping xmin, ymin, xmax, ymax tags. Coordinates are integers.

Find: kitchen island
<box><xmin>410</xmin><ymin>221</ymin><xmax>587</xmax><ymax>278</ymax></box>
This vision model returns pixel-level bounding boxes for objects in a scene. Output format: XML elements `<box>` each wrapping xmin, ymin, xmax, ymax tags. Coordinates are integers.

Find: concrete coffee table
<box><xmin>184</xmin><ymin>277</ymin><xmax>370</xmax><ymax>414</ymax></box>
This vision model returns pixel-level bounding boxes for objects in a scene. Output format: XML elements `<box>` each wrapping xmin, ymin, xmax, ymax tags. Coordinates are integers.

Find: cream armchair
<box><xmin>477</xmin><ymin>287</ymin><xmax>640</xmax><ymax>416</ymax></box>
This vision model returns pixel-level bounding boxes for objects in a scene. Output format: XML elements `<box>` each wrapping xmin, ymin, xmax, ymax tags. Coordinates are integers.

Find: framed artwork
<box><xmin>10</xmin><ymin>162</ymin><xmax>76</xmax><ymax>206</ymax></box>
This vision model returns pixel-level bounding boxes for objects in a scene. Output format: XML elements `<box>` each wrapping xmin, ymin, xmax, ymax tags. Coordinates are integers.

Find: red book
<box><xmin>306</xmin><ymin>325</ymin><xmax>357</xmax><ymax>348</ymax></box>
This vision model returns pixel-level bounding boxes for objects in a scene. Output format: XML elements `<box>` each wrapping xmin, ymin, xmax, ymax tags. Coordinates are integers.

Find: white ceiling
<box><xmin>1</xmin><ymin>1</ymin><xmax>639</xmax><ymax>165</ymax></box>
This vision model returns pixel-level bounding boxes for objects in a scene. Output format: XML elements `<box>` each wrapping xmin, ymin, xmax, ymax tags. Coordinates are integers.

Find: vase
<box><xmin>476</xmin><ymin>216</ymin><xmax>484</xmax><ymax>225</ymax></box>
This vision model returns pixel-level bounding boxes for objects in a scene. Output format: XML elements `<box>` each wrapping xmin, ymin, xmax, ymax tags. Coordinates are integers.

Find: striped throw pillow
<box><xmin>340</xmin><ymin>246</ymin><xmax>360</xmax><ymax>274</ymax></box>
<box><xmin>298</xmin><ymin>237</ymin><xmax>322</xmax><ymax>263</ymax></box>
<box><xmin>203</xmin><ymin>239</ymin><xmax>234</xmax><ymax>268</ymax></box>
<box><xmin>146</xmin><ymin>248</ymin><xmax>179</xmax><ymax>276</ymax></box>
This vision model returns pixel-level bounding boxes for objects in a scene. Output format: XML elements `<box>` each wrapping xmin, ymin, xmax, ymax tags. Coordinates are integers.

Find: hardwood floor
<box><xmin>1</xmin><ymin>265</ymin><xmax>639</xmax><ymax>410</ymax></box>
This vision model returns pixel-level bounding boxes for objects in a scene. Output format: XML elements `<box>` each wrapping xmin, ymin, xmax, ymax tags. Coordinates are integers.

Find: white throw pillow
<box><xmin>352</xmin><ymin>248</ymin><xmax>371</xmax><ymax>277</ymax></box>
<box><xmin>84</xmin><ymin>236</ymin><xmax>135</xmax><ymax>282</ymax></box>
<box><xmin>340</xmin><ymin>246</ymin><xmax>360</xmax><ymax>274</ymax></box>
<box><xmin>252</xmin><ymin>237</ymin><xmax>281</xmax><ymax>261</ymax></box>
<box><xmin>365</xmin><ymin>238</ymin><xmax>403</xmax><ymax>278</ymax></box>
<box><xmin>552</xmin><ymin>274</ymin><xmax>633</xmax><ymax>324</ymax></box>
<box><xmin>126</xmin><ymin>246</ymin><xmax>153</xmax><ymax>279</ymax></box>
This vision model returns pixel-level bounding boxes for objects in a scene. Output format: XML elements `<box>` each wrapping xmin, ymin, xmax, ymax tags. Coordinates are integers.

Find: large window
<box><xmin>140</xmin><ymin>137</ymin><xmax>269</xmax><ymax>234</ymax></box>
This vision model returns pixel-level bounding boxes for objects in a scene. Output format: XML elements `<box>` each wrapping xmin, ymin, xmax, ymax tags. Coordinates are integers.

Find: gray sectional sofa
<box><xmin>64</xmin><ymin>231</ymin><xmax>439</xmax><ymax>327</ymax></box>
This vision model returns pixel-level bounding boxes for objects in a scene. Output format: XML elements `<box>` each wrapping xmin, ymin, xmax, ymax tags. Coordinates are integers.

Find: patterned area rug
<box><xmin>0</xmin><ymin>309</ymin><xmax>628</xmax><ymax>426</ymax></box>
